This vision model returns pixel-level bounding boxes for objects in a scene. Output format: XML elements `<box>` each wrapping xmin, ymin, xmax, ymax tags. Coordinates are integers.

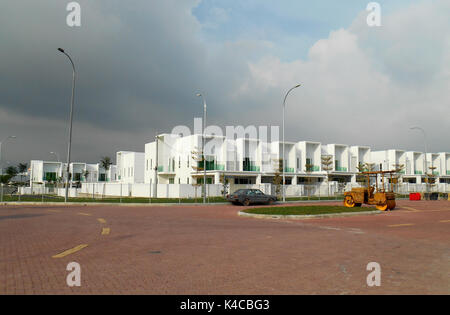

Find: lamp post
<box><xmin>196</xmin><ymin>93</ymin><xmax>207</xmax><ymax>204</ymax></box>
<box><xmin>410</xmin><ymin>126</ymin><xmax>428</xmax><ymax>194</ymax></box>
<box><xmin>282</xmin><ymin>84</ymin><xmax>301</xmax><ymax>202</ymax></box>
<box><xmin>0</xmin><ymin>136</ymin><xmax>16</xmax><ymax>175</ymax></box>
<box><xmin>58</xmin><ymin>48</ymin><xmax>76</xmax><ymax>203</ymax></box>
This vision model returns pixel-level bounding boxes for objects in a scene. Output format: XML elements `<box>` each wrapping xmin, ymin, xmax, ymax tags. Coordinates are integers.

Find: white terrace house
<box><xmin>404</xmin><ymin>151</ymin><xmax>426</xmax><ymax>183</ymax></box>
<box><xmin>426</xmin><ymin>153</ymin><xmax>441</xmax><ymax>177</ymax></box>
<box><xmin>143</xmin><ymin>134</ymin><xmax>330</xmax><ymax>188</ymax></box>
<box><xmin>116</xmin><ymin>151</ymin><xmax>145</xmax><ymax>184</ymax></box>
<box><xmin>371</xmin><ymin>149</ymin><xmax>407</xmax><ymax>172</ymax></box>
<box><xmin>322</xmin><ymin>144</ymin><xmax>353</xmax><ymax>183</ymax></box>
<box><xmin>29</xmin><ymin>160</ymin><xmax>115</xmax><ymax>186</ymax></box>
<box><xmin>349</xmin><ymin>146</ymin><xmax>371</xmax><ymax>173</ymax></box>
<box><xmin>438</xmin><ymin>152</ymin><xmax>450</xmax><ymax>184</ymax></box>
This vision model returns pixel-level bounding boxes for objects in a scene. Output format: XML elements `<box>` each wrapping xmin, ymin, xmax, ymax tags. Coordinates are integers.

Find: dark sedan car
<box><xmin>226</xmin><ymin>189</ymin><xmax>277</xmax><ymax>206</ymax></box>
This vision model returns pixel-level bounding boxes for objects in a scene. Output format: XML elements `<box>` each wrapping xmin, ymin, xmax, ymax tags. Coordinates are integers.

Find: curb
<box><xmin>238</xmin><ymin>210</ymin><xmax>382</xmax><ymax>220</ymax></box>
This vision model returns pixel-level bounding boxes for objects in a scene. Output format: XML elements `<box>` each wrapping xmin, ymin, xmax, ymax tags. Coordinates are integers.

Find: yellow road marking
<box><xmin>77</xmin><ymin>212</ymin><xmax>92</xmax><ymax>216</ymax></box>
<box><xmin>101</xmin><ymin>227</ymin><xmax>110</xmax><ymax>235</ymax></box>
<box><xmin>402</xmin><ymin>206</ymin><xmax>420</xmax><ymax>212</ymax></box>
<box><xmin>440</xmin><ymin>220</ymin><xmax>450</xmax><ymax>223</ymax></box>
<box><xmin>97</xmin><ymin>218</ymin><xmax>106</xmax><ymax>224</ymax></box>
<box><xmin>52</xmin><ymin>244</ymin><xmax>88</xmax><ymax>258</ymax></box>
<box><xmin>47</xmin><ymin>210</ymin><xmax>62</xmax><ymax>213</ymax></box>
<box><xmin>388</xmin><ymin>223</ymin><xmax>415</xmax><ymax>228</ymax></box>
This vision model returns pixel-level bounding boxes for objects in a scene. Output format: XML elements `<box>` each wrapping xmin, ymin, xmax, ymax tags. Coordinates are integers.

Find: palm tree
<box><xmin>99</xmin><ymin>157</ymin><xmax>113</xmax><ymax>198</ymax></box>
<box><xmin>100</xmin><ymin>157</ymin><xmax>112</xmax><ymax>181</ymax></box>
<box><xmin>5</xmin><ymin>166</ymin><xmax>18</xmax><ymax>178</ymax></box>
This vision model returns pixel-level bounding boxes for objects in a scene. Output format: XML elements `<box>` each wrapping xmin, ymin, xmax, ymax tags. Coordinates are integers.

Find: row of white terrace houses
<box><xmin>142</xmin><ymin>134</ymin><xmax>450</xmax><ymax>186</ymax></box>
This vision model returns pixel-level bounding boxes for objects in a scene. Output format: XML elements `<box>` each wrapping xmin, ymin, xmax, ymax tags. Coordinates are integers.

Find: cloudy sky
<box><xmin>1</xmin><ymin>0</ymin><xmax>449</xmax><ymax>165</ymax></box>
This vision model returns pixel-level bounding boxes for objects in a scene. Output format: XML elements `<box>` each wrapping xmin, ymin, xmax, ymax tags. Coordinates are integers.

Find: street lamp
<box><xmin>196</xmin><ymin>92</ymin><xmax>207</xmax><ymax>204</ymax></box>
<box><xmin>0</xmin><ymin>136</ymin><xmax>16</xmax><ymax>175</ymax></box>
<box><xmin>282</xmin><ymin>84</ymin><xmax>301</xmax><ymax>202</ymax></box>
<box><xmin>58</xmin><ymin>48</ymin><xmax>76</xmax><ymax>203</ymax></box>
<box><xmin>410</xmin><ymin>126</ymin><xmax>429</xmax><ymax>193</ymax></box>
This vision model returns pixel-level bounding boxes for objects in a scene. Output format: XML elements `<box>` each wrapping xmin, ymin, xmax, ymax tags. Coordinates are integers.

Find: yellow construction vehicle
<box><xmin>344</xmin><ymin>171</ymin><xmax>396</xmax><ymax>211</ymax></box>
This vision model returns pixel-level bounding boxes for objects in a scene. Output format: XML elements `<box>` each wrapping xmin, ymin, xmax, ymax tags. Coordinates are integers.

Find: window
<box><xmin>178</xmin><ymin>178</ymin><xmax>181</xmax><ymax>184</ymax></box>
<box><xmin>179</xmin><ymin>157</ymin><xmax>181</xmax><ymax>168</ymax></box>
<box><xmin>187</xmin><ymin>156</ymin><xmax>189</xmax><ymax>167</ymax></box>
<box><xmin>297</xmin><ymin>158</ymin><xmax>299</xmax><ymax>169</ymax></box>
<box><xmin>187</xmin><ymin>178</ymin><xmax>190</xmax><ymax>184</ymax></box>
<box><xmin>146</xmin><ymin>159</ymin><xmax>148</xmax><ymax>171</ymax></box>
<box><xmin>150</xmin><ymin>159</ymin><xmax>153</xmax><ymax>169</ymax></box>
<box><xmin>169</xmin><ymin>178</ymin><xmax>174</xmax><ymax>184</ymax></box>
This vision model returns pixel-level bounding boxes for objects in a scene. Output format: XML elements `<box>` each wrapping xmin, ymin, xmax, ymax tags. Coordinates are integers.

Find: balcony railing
<box><xmin>197</xmin><ymin>161</ymin><xmax>225</xmax><ymax>171</ymax></box>
<box><xmin>243</xmin><ymin>165</ymin><xmax>260</xmax><ymax>172</ymax></box>
<box><xmin>335</xmin><ymin>167</ymin><xmax>348</xmax><ymax>172</ymax></box>
<box><xmin>447</xmin><ymin>171</ymin><xmax>450</xmax><ymax>175</ymax></box>
<box><xmin>305</xmin><ymin>165</ymin><xmax>320</xmax><ymax>172</ymax></box>
<box><xmin>414</xmin><ymin>170</ymin><xmax>423</xmax><ymax>175</ymax></box>
<box><xmin>284</xmin><ymin>167</ymin><xmax>294</xmax><ymax>173</ymax></box>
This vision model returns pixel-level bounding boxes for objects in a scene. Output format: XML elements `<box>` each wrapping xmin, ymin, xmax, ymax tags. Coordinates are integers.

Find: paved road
<box><xmin>0</xmin><ymin>200</ymin><xmax>449</xmax><ymax>294</ymax></box>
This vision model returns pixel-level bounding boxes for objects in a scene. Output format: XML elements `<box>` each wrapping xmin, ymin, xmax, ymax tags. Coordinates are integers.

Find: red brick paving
<box><xmin>0</xmin><ymin>200</ymin><xmax>449</xmax><ymax>294</ymax></box>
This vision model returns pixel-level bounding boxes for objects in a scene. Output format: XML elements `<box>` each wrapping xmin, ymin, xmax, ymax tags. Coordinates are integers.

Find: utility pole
<box><xmin>153</xmin><ymin>134</ymin><xmax>159</xmax><ymax>199</ymax></box>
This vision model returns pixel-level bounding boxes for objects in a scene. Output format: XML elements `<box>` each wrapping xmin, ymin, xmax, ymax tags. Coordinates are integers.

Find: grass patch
<box><xmin>243</xmin><ymin>205</ymin><xmax>377</xmax><ymax>216</ymax></box>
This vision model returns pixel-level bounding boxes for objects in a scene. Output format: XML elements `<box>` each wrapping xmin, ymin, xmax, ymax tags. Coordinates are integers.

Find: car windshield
<box><xmin>233</xmin><ymin>189</ymin><xmax>245</xmax><ymax>194</ymax></box>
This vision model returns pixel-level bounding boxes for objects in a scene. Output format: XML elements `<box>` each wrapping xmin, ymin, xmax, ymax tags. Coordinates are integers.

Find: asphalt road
<box><xmin>0</xmin><ymin>200</ymin><xmax>449</xmax><ymax>294</ymax></box>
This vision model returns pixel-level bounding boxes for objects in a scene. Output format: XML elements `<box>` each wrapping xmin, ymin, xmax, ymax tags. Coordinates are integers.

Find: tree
<box><xmin>0</xmin><ymin>175</ymin><xmax>12</xmax><ymax>184</ymax></box>
<box><xmin>392</xmin><ymin>163</ymin><xmax>405</xmax><ymax>192</ymax></box>
<box><xmin>100</xmin><ymin>157</ymin><xmax>113</xmax><ymax>181</ymax></box>
<box><xmin>99</xmin><ymin>157</ymin><xmax>113</xmax><ymax>198</ymax></box>
<box><xmin>219</xmin><ymin>173</ymin><xmax>229</xmax><ymax>197</ymax></box>
<box><xmin>17</xmin><ymin>163</ymin><xmax>28</xmax><ymax>184</ymax></box>
<box><xmin>272</xmin><ymin>158</ymin><xmax>283</xmax><ymax>198</ymax></box>
<box><xmin>191</xmin><ymin>148</ymin><xmax>205</xmax><ymax>200</ymax></box>
<box><xmin>5</xmin><ymin>166</ymin><xmax>18</xmax><ymax>178</ymax></box>
<box><xmin>83</xmin><ymin>169</ymin><xmax>90</xmax><ymax>182</ymax></box>
<box><xmin>304</xmin><ymin>160</ymin><xmax>314</xmax><ymax>198</ymax></box>
<box><xmin>321</xmin><ymin>155</ymin><xmax>333</xmax><ymax>196</ymax></box>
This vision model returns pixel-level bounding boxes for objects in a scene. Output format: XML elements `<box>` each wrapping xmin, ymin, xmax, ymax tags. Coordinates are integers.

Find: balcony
<box><xmin>335</xmin><ymin>166</ymin><xmax>348</xmax><ymax>172</ymax></box>
<box><xmin>414</xmin><ymin>170</ymin><xmax>423</xmax><ymax>175</ymax></box>
<box><xmin>284</xmin><ymin>167</ymin><xmax>294</xmax><ymax>173</ymax></box>
<box><xmin>305</xmin><ymin>165</ymin><xmax>320</xmax><ymax>172</ymax></box>
<box><xmin>243</xmin><ymin>165</ymin><xmax>260</xmax><ymax>172</ymax></box>
<box><xmin>243</xmin><ymin>159</ymin><xmax>260</xmax><ymax>172</ymax></box>
<box><xmin>447</xmin><ymin>171</ymin><xmax>450</xmax><ymax>175</ymax></box>
<box><xmin>197</xmin><ymin>161</ymin><xmax>225</xmax><ymax>171</ymax></box>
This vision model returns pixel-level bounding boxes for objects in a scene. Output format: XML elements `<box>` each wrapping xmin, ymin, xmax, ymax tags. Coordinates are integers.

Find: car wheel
<box><xmin>268</xmin><ymin>198</ymin><xmax>274</xmax><ymax>205</ymax></box>
<box><xmin>243</xmin><ymin>198</ymin><xmax>250</xmax><ymax>206</ymax></box>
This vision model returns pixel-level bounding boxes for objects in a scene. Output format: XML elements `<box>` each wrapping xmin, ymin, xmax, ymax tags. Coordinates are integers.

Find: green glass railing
<box><xmin>243</xmin><ymin>165</ymin><xmax>260</xmax><ymax>172</ymax></box>
<box><xmin>447</xmin><ymin>171</ymin><xmax>450</xmax><ymax>175</ymax></box>
<box><xmin>433</xmin><ymin>171</ymin><xmax>439</xmax><ymax>176</ymax></box>
<box><xmin>198</xmin><ymin>161</ymin><xmax>225</xmax><ymax>171</ymax></box>
<box><xmin>336</xmin><ymin>167</ymin><xmax>348</xmax><ymax>172</ymax></box>
<box><xmin>284</xmin><ymin>167</ymin><xmax>294</xmax><ymax>173</ymax></box>
<box><xmin>414</xmin><ymin>170</ymin><xmax>422</xmax><ymax>175</ymax></box>
<box><xmin>157</xmin><ymin>166</ymin><xmax>164</xmax><ymax>172</ymax></box>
